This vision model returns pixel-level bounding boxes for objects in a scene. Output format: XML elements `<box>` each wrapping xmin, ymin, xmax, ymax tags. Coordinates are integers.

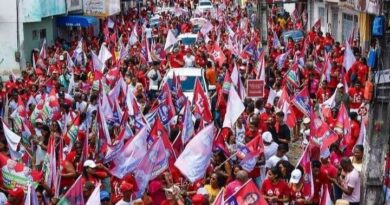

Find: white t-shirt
<box><xmin>116</xmin><ymin>199</ymin><xmax>133</xmax><ymax>205</ymax></box>
<box><xmin>264</xmin><ymin>143</ymin><xmax>278</xmax><ymax>161</ymax></box>
<box><xmin>147</xmin><ymin>69</ymin><xmax>161</xmax><ymax>89</ymax></box>
<box><xmin>265</xmin><ymin>155</ymin><xmax>288</xmax><ymax>169</ymax></box>
<box><xmin>183</xmin><ymin>55</ymin><xmax>195</xmax><ymax>67</ymax></box>
<box><xmin>145</xmin><ymin>27</ymin><xmax>153</xmax><ymax>39</ymax></box>
<box><xmin>342</xmin><ymin>168</ymin><xmax>361</xmax><ymax>203</ymax></box>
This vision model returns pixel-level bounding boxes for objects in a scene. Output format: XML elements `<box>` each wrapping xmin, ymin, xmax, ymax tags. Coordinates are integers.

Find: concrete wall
<box><xmin>0</xmin><ymin>0</ymin><xmax>25</xmax><ymax>75</ymax></box>
<box><xmin>23</xmin><ymin>17</ymin><xmax>56</xmax><ymax>65</ymax></box>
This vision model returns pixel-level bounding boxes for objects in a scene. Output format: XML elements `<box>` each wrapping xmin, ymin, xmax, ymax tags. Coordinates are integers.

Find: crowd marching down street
<box><xmin>0</xmin><ymin>0</ymin><xmax>380</xmax><ymax>204</ymax></box>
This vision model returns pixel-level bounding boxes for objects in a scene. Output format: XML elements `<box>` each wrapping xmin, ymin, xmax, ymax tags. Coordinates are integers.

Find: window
<box><xmin>40</xmin><ymin>29</ymin><xmax>46</xmax><ymax>39</ymax></box>
<box><xmin>32</xmin><ymin>30</ymin><xmax>38</xmax><ymax>40</ymax></box>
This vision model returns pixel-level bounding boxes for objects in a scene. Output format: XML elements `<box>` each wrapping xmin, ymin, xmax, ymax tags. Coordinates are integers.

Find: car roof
<box><xmin>165</xmin><ymin>68</ymin><xmax>204</xmax><ymax>78</ymax></box>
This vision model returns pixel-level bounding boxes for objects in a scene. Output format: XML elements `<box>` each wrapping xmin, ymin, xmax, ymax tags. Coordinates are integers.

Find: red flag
<box><xmin>291</xmin><ymin>87</ymin><xmax>311</xmax><ymax>116</ymax></box>
<box><xmin>297</xmin><ymin>146</ymin><xmax>314</xmax><ymax>199</ymax></box>
<box><xmin>337</xmin><ymin>104</ymin><xmax>352</xmax><ymax>150</ymax></box>
<box><xmin>157</xmin><ymin>89</ymin><xmax>176</xmax><ymax>125</ymax></box>
<box><xmin>310</xmin><ymin>112</ymin><xmax>338</xmax><ymax>151</ymax></box>
<box><xmin>213</xmin><ymin>128</ymin><xmax>230</xmax><ymax>156</ymax></box>
<box><xmin>210</xmin><ymin>43</ymin><xmax>226</xmax><ymax>67</ymax></box>
<box><xmin>237</xmin><ymin>135</ymin><xmax>264</xmax><ymax>172</ymax></box>
<box><xmin>57</xmin><ymin>176</ymin><xmax>84</xmax><ymax>205</ymax></box>
<box><xmin>225</xmin><ymin>179</ymin><xmax>268</xmax><ymax>205</ymax></box>
<box><xmin>193</xmin><ymin>78</ymin><xmax>213</xmax><ymax>123</ymax></box>
<box><xmin>312</xmin><ymin>19</ymin><xmax>321</xmax><ymax>31</ymax></box>
<box><xmin>212</xmin><ymin>188</ymin><xmax>225</xmax><ymax>205</ymax></box>
<box><xmin>320</xmin><ymin>184</ymin><xmax>332</xmax><ymax>205</ymax></box>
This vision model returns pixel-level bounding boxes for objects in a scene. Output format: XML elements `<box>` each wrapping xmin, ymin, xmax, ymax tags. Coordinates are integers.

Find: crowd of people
<box><xmin>0</xmin><ymin>0</ymin><xmax>381</xmax><ymax>204</ymax></box>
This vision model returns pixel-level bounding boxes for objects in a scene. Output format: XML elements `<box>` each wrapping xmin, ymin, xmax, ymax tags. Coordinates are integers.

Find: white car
<box><xmin>156</xmin><ymin>67</ymin><xmax>216</xmax><ymax>102</ymax></box>
<box><xmin>197</xmin><ymin>0</ymin><xmax>214</xmax><ymax>13</ymax></box>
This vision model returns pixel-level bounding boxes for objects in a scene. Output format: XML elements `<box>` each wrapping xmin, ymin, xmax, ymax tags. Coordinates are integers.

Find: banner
<box><xmin>246</xmin><ymin>80</ymin><xmax>264</xmax><ymax>98</ymax></box>
<box><xmin>84</xmin><ymin>0</ymin><xmax>121</xmax><ymax>17</ymax></box>
<box><xmin>1</xmin><ymin>155</ymin><xmax>39</xmax><ymax>191</ymax></box>
<box><xmin>355</xmin><ymin>0</ymin><xmax>380</xmax><ymax>15</ymax></box>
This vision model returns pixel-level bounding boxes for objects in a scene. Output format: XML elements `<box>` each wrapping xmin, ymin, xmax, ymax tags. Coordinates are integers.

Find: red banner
<box><xmin>246</xmin><ymin>80</ymin><xmax>264</xmax><ymax>98</ymax></box>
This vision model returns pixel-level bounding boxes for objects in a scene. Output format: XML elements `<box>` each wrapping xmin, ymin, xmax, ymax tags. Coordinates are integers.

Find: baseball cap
<box><xmin>100</xmin><ymin>190</ymin><xmax>110</xmax><ymax>201</ymax></box>
<box><xmin>320</xmin><ymin>148</ymin><xmax>331</xmax><ymax>159</ymax></box>
<box><xmin>83</xmin><ymin>160</ymin><xmax>97</xmax><ymax>168</ymax></box>
<box><xmin>337</xmin><ymin>83</ymin><xmax>344</xmax><ymax>89</ymax></box>
<box><xmin>303</xmin><ymin>117</ymin><xmax>310</xmax><ymax>124</ymax></box>
<box><xmin>192</xmin><ymin>194</ymin><xmax>206</xmax><ymax>205</ymax></box>
<box><xmin>262</xmin><ymin>131</ymin><xmax>273</xmax><ymax>143</ymax></box>
<box><xmin>289</xmin><ymin>169</ymin><xmax>302</xmax><ymax>184</ymax></box>
<box><xmin>120</xmin><ymin>181</ymin><xmax>134</xmax><ymax>192</ymax></box>
<box><xmin>8</xmin><ymin>187</ymin><xmax>25</xmax><ymax>198</ymax></box>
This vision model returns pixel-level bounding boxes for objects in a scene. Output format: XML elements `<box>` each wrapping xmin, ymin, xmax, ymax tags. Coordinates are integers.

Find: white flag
<box><xmin>24</xmin><ymin>184</ymin><xmax>39</xmax><ymax>205</ymax></box>
<box><xmin>267</xmin><ymin>89</ymin><xmax>277</xmax><ymax>106</ymax></box>
<box><xmin>356</xmin><ymin>121</ymin><xmax>366</xmax><ymax>146</ymax></box>
<box><xmin>92</xmin><ymin>51</ymin><xmax>104</xmax><ymax>72</ymax></box>
<box><xmin>343</xmin><ymin>41</ymin><xmax>356</xmax><ymax>71</ymax></box>
<box><xmin>2</xmin><ymin>121</ymin><xmax>21</xmax><ymax>160</ymax></box>
<box><xmin>98</xmin><ymin>44</ymin><xmax>112</xmax><ymax>65</ymax></box>
<box><xmin>223</xmin><ymin>86</ymin><xmax>245</xmax><ymax>128</ymax></box>
<box><xmin>230</xmin><ymin>65</ymin><xmax>246</xmax><ymax>100</ymax></box>
<box><xmin>129</xmin><ymin>24</ymin><xmax>139</xmax><ymax>46</ymax></box>
<box><xmin>164</xmin><ymin>30</ymin><xmax>178</xmax><ymax>50</ymax></box>
<box><xmin>175</xmin><ymin>124</ymin><xmax>216</xmax><ymax>182</ymax></box>
<box><xmin>200</xmin><ymin>20</ymin><xmax>213</xmax><ymax>35</ymax></box>
<box><xmin>86</xmin><ymin>182</ymin><xmax>101</xmax><ymax>205</ymax></box>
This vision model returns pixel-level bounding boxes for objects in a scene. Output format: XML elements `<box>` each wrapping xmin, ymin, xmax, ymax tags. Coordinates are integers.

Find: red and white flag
<box><xmin>57</xmin><ymin>176</ymin><xmax>85</xmax><ymax>205</ymax></box>
<box><xmin>39</xmin><ymin>39</ymin><xmax>47</xmax><ymax>59</ymax></box>
<box><xmin>210</xmin><ymin>43</ymin><xmax>226</xmax><ymax>67</ymax></box>
<box><xmin>212</xmin><ymin>188</ymin><xmax>225</xmax><ymax>205</ymax></box>
<box><xmin>225</xmin><ymin>179</ymin><xmax>268</xmax><ymax>205</ymax></box>
<box><xmin>193</xmin><ymin>78</ymin><xmax>213</xmax><ymax>123</ymax></box>
<box><xmin>129</xmin><ymin>23</ymin><xmax>139</xmax><ymax>46</ymax></box>
<box><xmin>175</xmin><ymin>124</ymin><xmax>216</xmax><ymax>182</ymax></box>
<box><xmin>164</xmin><ymin>29</ymin><xmax>178</xmax><ymax>50</ymax></box>
<box><xmin>86</xmin><ymin>182</ymin><xmax>101</xmax><ymax>205</ymax></box>
<box><xmin>320</xmin><ymin>185</ymin><xmax>333</xmax><ymax>205</ymax></box>
<box><xmin>343</xmin><ymin>40</ymin><xmax>356</xmax><ymax>72</ymax></box>
<box><xmin>312</xmin><ymin>19</ymin><xmax>321</xmax><ymax>31</ymax></box>
<box><xmin>222</xmin><ymin>86</ymin><xmax>245</xmax><ymax>128</ymax></box>
<box><xmin>230</xmin><ymin>65</ymin><xmax>246</xmax><ymax>100</ymax></box>
<box><xmin>296</xmin><ymin>146</ymin><xmax>314</xmax><ymax>198</ymax></box>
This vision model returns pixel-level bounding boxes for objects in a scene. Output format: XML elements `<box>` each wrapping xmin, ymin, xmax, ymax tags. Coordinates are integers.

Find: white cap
<box><xmin>289</xmin><ymin>169</ymin><xmax>302</xmax><ymax>184</ymax></box>
<box><xmin>83</xmin><ymin>160</ymin><xmax>97</xmax><ymax>168</ymax></box>
<box><xmin>196</xmin><ymin>187</ymin><xmax>209</xmax><ymax>195</ymax></box>
<box><xmin>262</xmin><ymin>131</ymin><xmax>273</xmax><ymax>143</ymax></box>
<box><xmin>303</xmin><ymin>117</ymin><xmax>310</xmax><ymax>124</ymax></box>
<box><xmin>320</xmin><ymin>148</ymin><xmax>331</xmax><ymax>159</ymax></box>
<box><xmin>59</xmin><ymin>55</ymin><xmax>64</xmax><ymax>61</ymax></box>
<box><xmin>337</xmin><ymin>83</ymin><xmax>344</xmax><ymax>89</ymax></box>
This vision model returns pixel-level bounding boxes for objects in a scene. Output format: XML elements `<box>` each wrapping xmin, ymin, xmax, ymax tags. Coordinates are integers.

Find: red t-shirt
<box><xmin>320</xmin><ymin>163</ymin><xmax>338</xmax><ymax>186</ymax></box>
<box><xmin>261</xmin><ymin>179</ymin><xmax>289</xmax><ymax>205</ymax></box>
<box><xmin>169</xmin><ymin>54</ymin><xmax>184</xmax><ymax>68</ymax></box>
<box><xmin>348</xmin><ymin>87</ymin><xmax>364</xmax><ymax>109</ymax></box>
<box><xmin>289</xmin><ymin>184</ymin><xmax>311</xmax><ymax>205</ymax></box>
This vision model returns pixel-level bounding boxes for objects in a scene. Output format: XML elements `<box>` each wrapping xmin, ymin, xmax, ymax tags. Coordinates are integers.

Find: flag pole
<box><xmin>214</xmin><ymin>152</ymin><xmax>237</xmax><ymax>171</ymax></box>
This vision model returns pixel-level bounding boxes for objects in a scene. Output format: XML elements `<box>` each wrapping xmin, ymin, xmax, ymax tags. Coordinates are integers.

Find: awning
<box><xmin>56</xmin><ymin>15</ymin><xmax>98</xmax><ymax>27</ymax></box>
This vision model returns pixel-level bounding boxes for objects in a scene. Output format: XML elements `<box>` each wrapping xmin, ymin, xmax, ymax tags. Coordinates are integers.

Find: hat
<box><xmin>83</xmin><ymin>160</ymin><xmax>97</xmax><ymax>168</ymax></box>
<box><xmin>320</xmin><ymin>148</ymin><xmax>331</xmax><ymax>159</ymax></box>
<box><xmin>264</xmin><ymin>103</ymin><xmax>272</xmax><ymax>109</ymax></box>
<box><xmin>192</xmin><ymin>194</ymin><xmax>206</xmax><ymax>205</ymax></box>
<box><xmin>337</xmin><ymin>83</ymin><xmax>344</xmax><ymax>89</ymax></box>
<box><xmin>303</xmin><ymin>117</ymin><xmax>310</xmax><ymax>124</ymax></box>
<box><xmin>164</xmin><ymin>185</ymin><xmax>180</xmax><ymax>194</ymax></box>
<box><xmin>335</xmin><ymin>199</ymin><xmax>350</xmax><ymax>205</ymax></box>
<box><xmin>262</xmin><ymin>131</ymin><xmax>273</xmax><ymax>143</ymax></box>
<box><xmin>100</xmin><ymin>191</ymin><xmax>110</xmax><ymax>200</ymax></box>
<box><xmin>8</xmin><ymin>187</ymin><xmax>25</xmax><ymax>198</ymax></box>
<box><xmin>59</xmin><ymin>55</ymin><xmax>64</xmax><ymax>61</ymax></box>
<box><xmin>120</xmin><ymin>181</ymin><xmax>134</xmax><ymax>192</ymax></box>
<box><xmin>289</xmin><ymin>169</ymin><xmax>302</xmax><ymax>184</ymax></box>
<box><xmin>196</xmin><ymin>187</ymin><xmax>208</xmax><ymax>195</ymax></box>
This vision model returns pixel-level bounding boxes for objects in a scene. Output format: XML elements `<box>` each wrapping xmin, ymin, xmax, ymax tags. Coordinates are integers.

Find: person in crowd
<box><xmin>261</xmin><ymin>166</ymin><xmax>290</xmax><ymax>204</ymax></box>
<box><xmin>329</xmin><ymin>157</ymin><xmax>361</xmax><ymax>205</ymax></box>
<box><xmin>350</xmin><ymin>145</ymin><xmax>364</xmax><ymax>173</ymax></box>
